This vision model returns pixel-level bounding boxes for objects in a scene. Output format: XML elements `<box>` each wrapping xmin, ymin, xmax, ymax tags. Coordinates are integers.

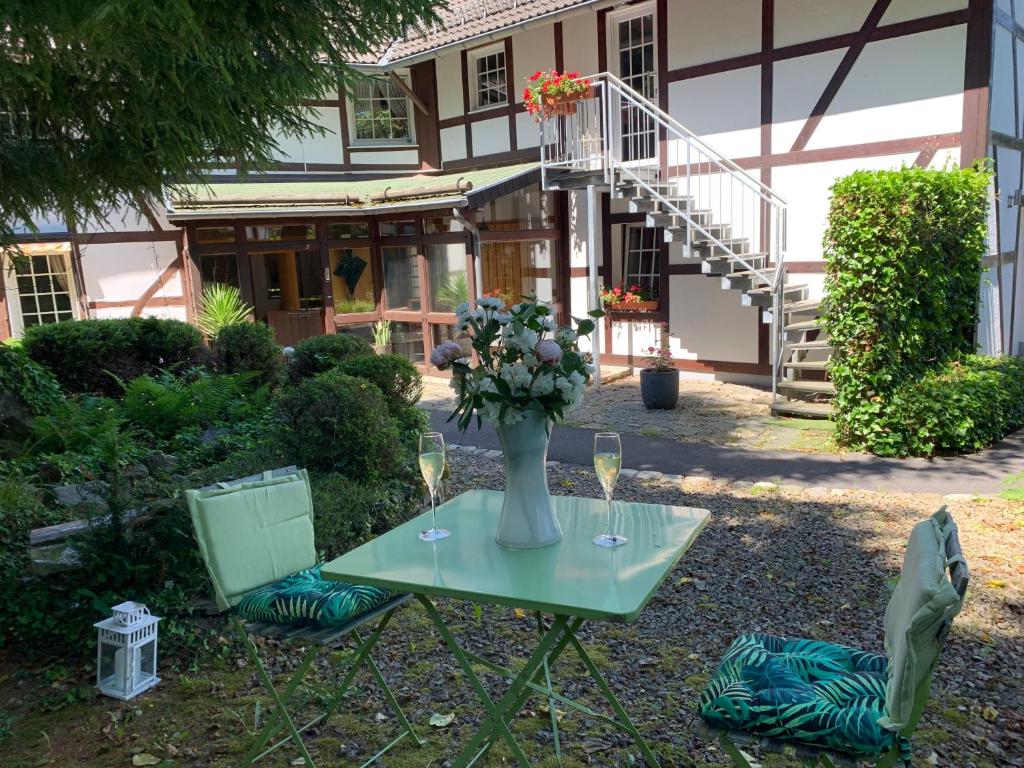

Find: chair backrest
<box><xmin>880</xmin><ymin>506</ymin><xmax>969</xmax><ymax>733</ymax></box>
<box><xmin>185</xmin><ymin>467</ymin><xmax>317</xmax><ymax>612</ymax></box>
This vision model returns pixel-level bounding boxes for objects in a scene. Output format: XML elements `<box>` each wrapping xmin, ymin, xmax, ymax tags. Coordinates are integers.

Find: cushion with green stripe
<box><xmin>237</xmin><ymin>564</ymin><xmax>394</xmax><ymax>628</ymax></box>
<box><xmin>700</xmin><ymin>633</ymin><xmax>906</xmax><ymax>758</ymax></box>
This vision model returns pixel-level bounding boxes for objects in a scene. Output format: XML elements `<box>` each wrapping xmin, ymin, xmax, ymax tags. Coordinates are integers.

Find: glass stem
<box><xmin>430</xmin><ymin>491</ymin><xmax>437</xmax><ymax>531</ymax></box>
<box><xmin>607</xmin><ymin>492</ymin><xmax>613</xmax><ymax>539</ymax></box>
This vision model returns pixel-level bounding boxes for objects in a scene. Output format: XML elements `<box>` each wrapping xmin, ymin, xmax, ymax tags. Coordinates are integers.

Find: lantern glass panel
<box><xmin>98</xmin><ymin>641</ymin><xmax>121</xmax><ymax>690</ymax></box>
<box><xmin>139</xmin><ymin>639</ymin><xmax>156</xmax><ymax>679</ymax></box>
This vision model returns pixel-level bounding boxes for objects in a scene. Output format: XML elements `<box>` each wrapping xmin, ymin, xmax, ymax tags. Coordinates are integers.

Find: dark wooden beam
<box><xmin>961</xmin><ymin>0</ymin><xmax>995</xmax><ymax>166</ymax></box>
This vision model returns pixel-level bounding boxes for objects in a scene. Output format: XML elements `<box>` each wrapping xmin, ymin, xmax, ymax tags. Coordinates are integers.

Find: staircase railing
<box><xmin>539</xmin><ymin>72</ymin><xmax>789</xmax><ymax>399</ymax></box>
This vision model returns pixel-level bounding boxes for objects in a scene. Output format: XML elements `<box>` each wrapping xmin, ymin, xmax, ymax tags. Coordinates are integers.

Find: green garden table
<box><xmin>321</xmin><ymin>489</ymin><xmax>709</xmax><ymax>767</ymax></box>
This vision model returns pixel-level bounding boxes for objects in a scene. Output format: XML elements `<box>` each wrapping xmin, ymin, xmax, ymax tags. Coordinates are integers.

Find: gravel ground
<box><xmin>420</xmin><ymin>376</ymin><xmax>835</xmax><ymax>453</ymax></box>
<box><xmin>2</xmin><ymin>453</ymin><xmax>1020</xmax><ymax>768</ymax></box>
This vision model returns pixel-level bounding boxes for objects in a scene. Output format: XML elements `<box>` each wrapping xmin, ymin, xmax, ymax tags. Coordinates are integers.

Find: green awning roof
<box><xmin>166</xmin><ymin>163</ymin><xmax>540</xmax><ymax>220</ymax></box>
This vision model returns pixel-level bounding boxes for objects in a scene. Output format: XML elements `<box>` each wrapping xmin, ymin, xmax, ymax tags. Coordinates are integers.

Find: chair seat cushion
<box><xmin>700</xmin><ymin>633</ymin><xmax>900</xmax><ymax>758</ymax></box>
<box><xmin>237</xmin><ymin>564</ymin><xmax>395</xmax><ymax>628</ymax></box>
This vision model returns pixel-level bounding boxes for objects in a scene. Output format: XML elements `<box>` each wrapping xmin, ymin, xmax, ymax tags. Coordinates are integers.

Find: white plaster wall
<box><xmin>771</xmin><ymin>153</ymin><xmax>919</xmax><ymax>263</ymax></box>
<box><xmin>516</xmin><ymin>111</ymin><xmax>541</xmax><ymax>150</ymax></box>
<box><xmin>271</xmin><ymin>108</ymin><xmax>342</xmax><ymax>165</ymax></box>
<box><xmin>610</xmin><ymin>320</ymin><xmax>659</xmax><ymax>356</ymax></box>
<box><xmin>561</xmin><ymin>12</ymin><xmax>599</xmax><ymax>77</ymax></box>
<box><xmin>471</xmin><ymin>116</ymin><xmax>512</xmax><ymax>156</ymax></box>
<box><xmin>774</xmin><ymin>0</ymin><xmax>877</xmax><ymax>48</ymax></box>
<box><xmin>806</xmin><ymin>27</ymin><xmax>966</xmax><ymax>150</ymax></box>
<box><xmin>436</xmin><ymin>54</ymin><xmax>465</xmax><ymax>120</ymax></box>
<box><xmin>80</xmin><ymin>241</ymin><xmax>181</xmax><ymax>303</ymax></box>
<box><xmin>667</xmin><ymin>66</ymin><xmax>761</xmax><ymax>159</ymax></box>
<box><xmin>511</xmin><ymin>27</ymin><xmax>556</xmax><ymax>98</ymax></box>
<box><xmin>880</xmin><ymin>0</ymin><xmax>967</xmax><ymax>26</ymax></box>
<box><xmin>664</xmin><ymin>0</ymin><xmax>760</xmax><ymax>71</ymax></box>
<box><xmin>772</xmin><ymin>49</ymin><xmax>847</xmax><ymax>150</ymax></box>
<box><xmin>568</xmin><ymin>190</ymin><xmax>593</xmax><ymax>269</ymax></box>
<box><xmin>440</xmin><ymin>126</ymin><xmax>468</xmax><ymax>163</ymax></box>
<box><xmin>570</xmin><ymin>276</ymin><xmax>592</xmax><ymax>353</ymax></box>
<box><xmin>668</xmin><ymin>276</ymin><xmax>760</xmax><ymax>362</ymax></box>
<box><xmin>992</xmin><ymin>23</ymin><xmax>1017</xmax><ymax>136</ymax></box>
<box><xmin>348</xmin><ymin>149</ymin><xmax>419</xmax><ymax>165</ymax></box>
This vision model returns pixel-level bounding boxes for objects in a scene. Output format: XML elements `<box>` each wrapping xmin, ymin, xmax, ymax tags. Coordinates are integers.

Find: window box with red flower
<box><xmin>523</xmin><ymin>70</ymin><xmax>594</xmax><ymax>119</ymax></box>
<box><xmin>599</xmin><ymin>284</ymin><xmax>659</xmax><ymax>313</ymax></box>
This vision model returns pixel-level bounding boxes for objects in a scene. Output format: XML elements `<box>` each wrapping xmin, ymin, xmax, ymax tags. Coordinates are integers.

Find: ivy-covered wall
<box><xmin>823</xmin><ymin>166</ymin><xmax>994</xmax><ymax>456</ymax></box>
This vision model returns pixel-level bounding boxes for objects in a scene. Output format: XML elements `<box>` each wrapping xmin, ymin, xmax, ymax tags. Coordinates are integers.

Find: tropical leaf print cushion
<box><xmin>700</xmin><ymin>633</ymin><xmax>910</xmax><ymax>759</ymax></box>
<box><xmin>237</xmin><ymin>564</ymin><xmax>394</xmax><ymax>628</ymax></box>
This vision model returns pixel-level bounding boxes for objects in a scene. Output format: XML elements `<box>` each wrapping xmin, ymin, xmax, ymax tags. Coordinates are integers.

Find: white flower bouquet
<box><xmin>431</xmin><ymin>294</ymin><xmax>602</xmax><ymax>430</ymax></box>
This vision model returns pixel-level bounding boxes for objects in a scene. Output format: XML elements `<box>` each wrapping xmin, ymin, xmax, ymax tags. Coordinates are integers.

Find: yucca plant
<box><xmin>371</xmin><ymin>319</ymin><xmax>392</xmax><ymax>351</ymax></box>
<box><xmin>196</xmin><ymin>284</ymin><xmax>251</xmax><ymax>338</ymax></box>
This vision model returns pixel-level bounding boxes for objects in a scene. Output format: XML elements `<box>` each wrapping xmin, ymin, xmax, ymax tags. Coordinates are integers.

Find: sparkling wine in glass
<box><xmin>418</xmin><ymin>432</ymin><xmax>451</xmax><ymax>542</ymax></box>
<box><xmin>593</xmin><ymin>432</ymin><xmax>627</xmax><ymax>547</ymax></box>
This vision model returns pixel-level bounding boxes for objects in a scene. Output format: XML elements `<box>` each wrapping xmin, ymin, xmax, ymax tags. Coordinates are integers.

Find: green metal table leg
<box><xmin>564</xmin><ymin>628</ymin><xmax>661</xmax><ymax>767</ymax></box>
<box><xmin>352</xmin><ymin>627</ymin><xmax>424</xmax><ymax>747</ymax></box>
<box><xmin>417</xmin><ymin>595</ymin><xmax>569</xmax><ymax>768</ymax></box>
<box><xmin>536</xmin><ymin>611</ymin><xmax>562</xmax><ymax>766</ymax></box>
<box><xmin>317</xmin><ymin>608</ymin><xmax>397</xmax><ymax>726</ymax></box>
<box><xmin>235</xmin><ymin>617</ymin><xmax>319</xmax><ymax>767</ymax></box>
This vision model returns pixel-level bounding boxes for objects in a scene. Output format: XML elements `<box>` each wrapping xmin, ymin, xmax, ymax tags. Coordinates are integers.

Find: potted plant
<box><xmin>640</xmin><ymin>323</ymin><xmax>679</xmax><ymax>410</ymax></box>
<box><xmin>523</xmin><ymin>70</ymin><xmax>594</xmax><ymax>118</ymax></box>
<box><xmin>431</xmin><ymin>295</ymin><xmax>602</xmax><ymax>549</ymax></box>
<box><xmin>600</xmin><ymin>284</ymin><xmax>659</xmax><ymax>313</ymax></box>
<box><xmin>371</xmin><ymin>319</ymin><xmax>391</xmax><ymax>355</ymax></box>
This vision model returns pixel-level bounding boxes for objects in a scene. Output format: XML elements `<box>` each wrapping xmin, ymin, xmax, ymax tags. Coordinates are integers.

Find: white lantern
<box><xmin>94</xmin><ymin>601</ymin><xmax>161</xmax><ymax>700</ymax></box>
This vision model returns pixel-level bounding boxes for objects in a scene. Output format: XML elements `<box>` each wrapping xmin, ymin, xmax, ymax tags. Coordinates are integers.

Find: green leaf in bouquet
<box><xmin>575</xmin><ymin>318</ymin><xmax>595</xmax><ymax>336</ymax></box>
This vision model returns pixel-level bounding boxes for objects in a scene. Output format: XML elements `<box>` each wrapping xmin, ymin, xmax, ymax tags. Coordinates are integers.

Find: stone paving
<box><xmin>421</xmin><ymin>375</ymin><xmax>836</xmax><ymax>453</ymax></box>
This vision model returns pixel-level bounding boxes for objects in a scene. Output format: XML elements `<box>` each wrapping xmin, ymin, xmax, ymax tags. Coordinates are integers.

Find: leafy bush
<box><xmin>309</xmin><ymin>471</ymin><xmax>421</xmax><ymax>555</ymax></box>
<box><xmin>881</xmin><ymin>355</ymin><xmax>1024</xmax><ymax>456</ymax></box>
<box><xmin>196</xmin><ymin>283</ymin><xmax>251</xmax><ymax>338</ymax></box>
<box><xmin>0</xmin><ymin>345</ymin><xmax>64</xmax><ymax>455</ymax></box>
<box><xmin>213</xmin><ymin>322</ymin><xmax>282</xmax><ymax>384</ymax></box>
<box><xmin>287</xmin><ymin>332</ymin><xmax>372</xmax><ymax>381</ymax></box>
<box><xmin>823</xmin><ymin>166</ymin><xmax>991</xmax><ymax>455</ymax></box>
<box><xmin>23</xmin><ymin>318</ymin><xmax>204</xmax><ymax>396</ymax></box>
<box><xmin>275</xmin><ymin>370</ymin><xmax>401</xmax><ymax>480</ymax></box>
<box><xmin>336</xmin><ymin>353</ymin><xmax>422</xmax><ymax>410</ymax></box>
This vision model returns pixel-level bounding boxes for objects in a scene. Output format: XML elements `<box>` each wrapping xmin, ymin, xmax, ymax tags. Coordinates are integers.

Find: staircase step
<box><xmin>771</xmin><ymin>400</ymin><xmax>833</xmax><ymax>418</ymax></box>
<box><xmin>742</xmin><ymin>284</ymin><xmax>807</xmax><ymax>308</ymax></box>
<box><xmin>784</xmin><ymin>360</ymin><xmax>829</xmax><ymax>371</ymax></box>
<box><xmin>785</xmin><ymin>318</ymin><xmax>823</xmax><ymax>332</ymax></box>
<box><xmin>781</xmin><ymin>299</ymin><xmax>820</xmax><ymax>314</ymax></box>
<box><xmin>777</xmin><ymin>380</ymin><xmax>835</xmax><ymax>394</ymax></box>
<box><xmin>786</xmin><ymin>339</ymin><xmax>832</xmax><ymax>351</ymax></box>
<box><xmin>701</xmin><ymin>254</ymin><xmax>768</xmax><ymax>275</ymax></box>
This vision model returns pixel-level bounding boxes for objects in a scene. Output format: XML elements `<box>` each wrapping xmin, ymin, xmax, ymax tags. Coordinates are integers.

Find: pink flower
<box><xmin>535</xmin><ymin>339</ymin><xmax>563</xmax><ymax>365</ymax></box>
<box><xmin>430</xmin><ymin>340</ymin><xmax>465</xmax><ymax>370</ymax></box>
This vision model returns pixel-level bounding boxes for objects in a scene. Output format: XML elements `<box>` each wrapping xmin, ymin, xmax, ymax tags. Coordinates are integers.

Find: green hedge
<box><xmin>823</xmin><ymin>166</ymin><xmax>991</xmax><ymax>456</ymax></box>
<box><xmin>214</xmin><ymin>321</ymin><xmax>283</xmax><ymax>385</ymax></box>
<box><xmin>23</xmin><ymin>318</ymin><xmax>205</xmax><ymax>396</ymax></box>
<box><xmin>886</xmin><ymin>355</ymin><xmax>1024</xmax><ymax>456</ymax></box>
<box><xmin>287</xmin><ymin>333</ymin><xmax>372</xmax><ymax>382</ymax></box>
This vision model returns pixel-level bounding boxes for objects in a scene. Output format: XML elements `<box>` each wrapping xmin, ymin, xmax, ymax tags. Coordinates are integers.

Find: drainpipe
<box><xmin>452</xmin><ymin>208</ymin><xmax>482</xmax><ymax>301</ymax></box>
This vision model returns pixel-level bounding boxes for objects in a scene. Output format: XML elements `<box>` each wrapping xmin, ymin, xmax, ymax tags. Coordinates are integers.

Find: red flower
<box><xmin>529</xmin><ymin>71</ymin><xmax>543</xmax><ymax>82</ymax></box>
<box><xmin>567</xmin><ymin>71</ymin><xmax>580</xmax><ymax>79</ymax></box>
<box><xmin>613</xmin><ymin>287</ymin><xmax>622</xmax><ymax>295</ymax></box>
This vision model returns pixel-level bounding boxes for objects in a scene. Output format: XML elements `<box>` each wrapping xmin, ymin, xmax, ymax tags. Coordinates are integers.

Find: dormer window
<box><xmin>352</xmin><ymin>75</ymin><xmax>414</xmax><ymax>144</ymax></box>
<box><xmin>470</xmin><ymin>44</ymin><xmax>508</xmax><ymax>110</ymax></box>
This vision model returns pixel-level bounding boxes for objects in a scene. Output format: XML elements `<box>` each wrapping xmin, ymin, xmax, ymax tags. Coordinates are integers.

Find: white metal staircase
<box><xmin>538</xmin><ymin>72</ymin><xmax>834</xmax><ymax>418</ymax></box>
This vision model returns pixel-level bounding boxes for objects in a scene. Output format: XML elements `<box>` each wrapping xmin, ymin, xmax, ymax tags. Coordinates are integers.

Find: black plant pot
<box><xmin>640</xmin><ymin>368</ymin><xmax>680</xmax><ymax>410</ymax></box>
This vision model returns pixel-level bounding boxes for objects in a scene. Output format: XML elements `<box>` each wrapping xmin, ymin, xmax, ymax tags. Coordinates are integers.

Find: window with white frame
<box><xmin>622</xmin><ymin>225</ymin><xmax>660</xmax><ymax>298</ymax></box>
<box><xmin>14</xmin><ymin>253</ymin><xmax>77</xmax><ymax>328</ymax></box>
<box><xmin>471</xmin><ymin>44</ymin><xmax>507</xmax><ymax>109</ymax></box>
<box><xmin>352</xmin><ymin>76</ymin><xmax>414</xmax><ymax>143</ymax></box>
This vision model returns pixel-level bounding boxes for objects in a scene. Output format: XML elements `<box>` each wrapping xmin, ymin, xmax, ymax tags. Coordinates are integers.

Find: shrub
<box><xmin>214</xmin><ymin>322</ymin><xmax>282</xmax><ymax>384</ymax></box>
<box><xmin>196</xmin><ymin>283</ymin><xmax>251</xmax><ymax>338</ymax></box>
<box><xmin>882</xmin><ymin>355</ymin><xmax>1024</xmax><ymax>457</ymax></box>
<box><xmin>309</xmin><ymin>471</ymin><xmax>421</xmax><ymax>555</ymax></box>
<box><xmin>0</xmin><ymin>345</ymin><xmax>64</xmax><ymax>455</ymax></box>
<box><xmin>23</xmin><ymin>318</ymin><xmax>204</xmax><ymax>396</ymax></box>
<box><xmin>822</xmin><ymin>166</ymin><xmax>991</xmax><ymax>454</ymax></box>
<box><xmin>336</xmin><ymin>353</ymin><xmax>422</xmax><ymax>410</ymax></box>
<box><xmin>287</xmin><ymin>333</ymin><xmax>372</xmax><ymax>382</ymax></box>
<box><xmin>275</xmin><ymin>370</ymin><xmax>401</xmax><ymax>480</ymax></box>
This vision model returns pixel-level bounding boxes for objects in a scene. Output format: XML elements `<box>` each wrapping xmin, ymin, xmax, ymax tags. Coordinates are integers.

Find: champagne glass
<box><xmin>418</xmin><ymin>432</ymin><xmax>451</xmax><ymax>542</ymax></box>
<box><xmin>593</xmin><ymin>432</ymin><xmax>627</xmax><ymax>547</ymax></box>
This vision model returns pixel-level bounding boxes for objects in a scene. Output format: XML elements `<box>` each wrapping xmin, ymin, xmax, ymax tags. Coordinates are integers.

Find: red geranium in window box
<box><xmin>599</xmin><ymin>283</ymin><xmax>659</xmax><ymax>312</ymax></box>
<box><xmin>523</xmin><ymin>70</ymin><xmax>594</xmax><ymax>119</ymax></box>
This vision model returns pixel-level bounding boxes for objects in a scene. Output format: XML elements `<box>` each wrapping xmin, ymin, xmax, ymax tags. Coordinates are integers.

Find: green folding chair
<box><xmin>185</xmin><ymin>467</ymin><xmax>422</xmax><ymax>768</ymax></box>
<box><xmin>698</xmin><ymin>506</ymin><xmax>969</xmax><ymax>768</ymax></box>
